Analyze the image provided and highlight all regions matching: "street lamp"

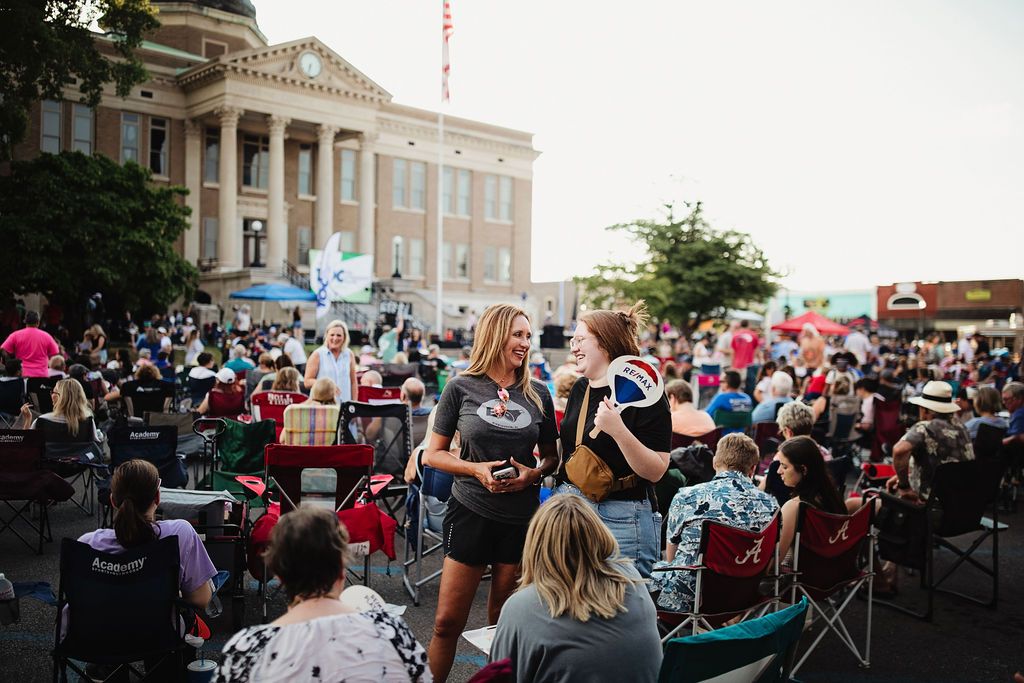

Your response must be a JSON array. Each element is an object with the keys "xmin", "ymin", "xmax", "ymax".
[{"xmin": 251, "ymin": 220, "xmax": 264, "ymax": 267}]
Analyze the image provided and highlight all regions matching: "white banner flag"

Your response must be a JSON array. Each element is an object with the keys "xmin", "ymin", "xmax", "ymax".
[{"xmin": 311, "ymin": 236, "xmax": 375, "ymax": 318}]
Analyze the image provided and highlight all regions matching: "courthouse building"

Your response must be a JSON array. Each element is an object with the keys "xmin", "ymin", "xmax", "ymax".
[{"xmin": 11, "ymin": 0, "xmax": 542, "ymax": 330}]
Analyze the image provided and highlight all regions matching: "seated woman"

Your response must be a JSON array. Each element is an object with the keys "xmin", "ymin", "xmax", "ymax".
[
  {"xmin": 774, "ymin": 436, "xmax": 847, "ymax": 564},
  {"xmin": 269, "ymin": 366, "xmax": 302, "ymax": 394},
  {"xmin": 490, "ymin": 494, "xmax": 662, "ymax": 683},
  {"xmin": 77, "ymin": 459, "xmax": 216, "ymax": 638},
  {"xmin": 280, "ymin": 378, "xmax": 340, "ymax": 445},
  {"xmin": 216, "ymin": 507, "xmax": 428, "ymax": 682},
  {"xmin": 196, "ymin": 368, "xmax": 244, "ymax": 417},
  {"xmin": 20, "ymin": 378, "xmax": 104, "ymax": 447},
  {"xmin": 964, "ymin": 386, "xmax": 1008, "ymax": 440}
]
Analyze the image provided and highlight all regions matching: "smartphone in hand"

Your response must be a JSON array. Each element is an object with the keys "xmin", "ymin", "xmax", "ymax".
[{"xmin": 491, "ymin": 462, "xmax": 518, "ymax": 480}]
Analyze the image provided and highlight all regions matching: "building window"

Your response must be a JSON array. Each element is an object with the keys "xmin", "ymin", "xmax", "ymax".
[
  {"xmin": 442, "ymin": 241, "xmax": 453, "ymax": 279},
  {"xmin": 242, "ymin": 135, "xmax": 269, "ymax": 189},
  {"xmin": 484, "ymin": 175, "xmax": 498, "ymax": 220},
  {"xmin": 340, "ymin": 149, "xmax": 356, "ymax": 201},
  {"xmin": 442, "ymin": 167, "xmax": 454, "ymax": 214},
  {"xmin": 339, "ymin": 231, "xmax": 356, "ymax": 253},
  {"xmin": 483, "ymin": 246, "xmax": 497, "ymax": 281},
  {"xmin": 499, "ymin": 176, "xmax": 513, "ymax": 221},
  {"xmin": 204, "ymin": 128, "xmax": 219, "ymax": 183},
  {"xmin": 202, "ymin": 217, "xmax": 218, "ymax": 260},
  {"xmin": 408, "ymin": 238, "xmax": 424, "ymax": 277},
  {"xmin": 298, "ymin": 144, "xmax": 313, "ymax": 196},
  {"xmin": 121, "ymin": 113, "xmax": 140, "ymax": 164},
  {"xmin": 457, "ymin": 169, "xmax": 471, "ymax": 216},
  {"xmin": 149, "ymin": 117, "xmax": 168, "ymax": 175},
  {"xmin": 886, "ymin": 293, "xmax": 925, "ymax": 311},
  {"xmin": 72, "ymin": 104, "xmax": 93, "ymax": 154},
  {"xmin": 391, "ymin": 236, "xmax": 404, "ymax": 276},
  {"xmin": 410, "ymin": 161, "xmax": 426, "ymax": 209},
  {"xmin": 392, "ymin": 158, "xmax": 407, "ymax": 207},
  {"xmin": 455, "ymin": 243, "xmax": 470, "ymax": 279},
  {"xmin": 41, "ymin": 100, "xmax": 62, "ymax": 154},
  {"xmin": 499, "ymin": 247, "xmax": 512, "ymax": 282},
  {"xmin": 297, "ymin": 226, "xmax": 312, "ymax": 266}
]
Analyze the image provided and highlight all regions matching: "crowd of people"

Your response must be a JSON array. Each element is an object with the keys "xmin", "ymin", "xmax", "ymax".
[{"xmin": 2, "ymin": 300, "xmax": 1023, "ymax": 682}]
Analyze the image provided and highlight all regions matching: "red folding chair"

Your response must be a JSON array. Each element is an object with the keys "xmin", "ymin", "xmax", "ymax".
[
  {"xmin": 789, "ymin": 503, "xmax": 874, "ymax": 673},
  {"xmin": 207, "ymin": 390, "xmax": 246, "ymax": 418},
  {"xmin": 251, "ymin": 391, "xmax": 307, "ymax": 441},
  {"xmin": 671, "ymin": 432, "xmax": 697, "ymax": 450},
  {"xmin": 357, "ymin": 385, "xmax": 402, "ymax": 404},
  {"xmin": 870, "ymin": 396, "xmax": 904, "ymax": 462},
  {"xmin": 655, "ymin": 512, "xmax": 781, "ymax": 641}
]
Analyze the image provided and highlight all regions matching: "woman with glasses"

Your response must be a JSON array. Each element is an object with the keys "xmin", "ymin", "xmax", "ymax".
[
  {"xmin": 557, "ymin": 301, "xmax": 671, "ymax": 578},
  {"xmin": 422, "ymin": 303, "xmax": 559, "ymax": 681}
]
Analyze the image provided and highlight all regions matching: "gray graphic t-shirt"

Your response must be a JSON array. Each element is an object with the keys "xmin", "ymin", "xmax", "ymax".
[{"xmin": 432, "ymin": 373, "xmax": 558, "ymax": 524}]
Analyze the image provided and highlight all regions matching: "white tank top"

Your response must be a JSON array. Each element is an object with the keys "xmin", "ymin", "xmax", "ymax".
[{"xmin": 315, "ymin": 346, "xmax": 352, "ymax": 403}]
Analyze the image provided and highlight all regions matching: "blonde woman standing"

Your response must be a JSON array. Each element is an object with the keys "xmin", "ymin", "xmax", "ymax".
[
  {"xmin": 304, "ymin": 319, "xmax": 357, "ymax": 402},
  {"xmin": 423, "ymin": 304, "xmax": 559, "ymax": 681},
  {"xmin": 490, "ymin": 495, "xmax": 662, "ymax": 683}
]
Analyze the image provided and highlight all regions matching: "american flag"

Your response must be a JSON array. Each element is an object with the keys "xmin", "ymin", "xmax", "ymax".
[{"xmin": 442, "ymin": 0, "xmax": 454, "ymax": 101}]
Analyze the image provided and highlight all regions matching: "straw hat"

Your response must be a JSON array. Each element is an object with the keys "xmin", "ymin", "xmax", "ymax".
[{"xmin": 908, "ymin": 381, "xmax": 959, "ymax": 413}]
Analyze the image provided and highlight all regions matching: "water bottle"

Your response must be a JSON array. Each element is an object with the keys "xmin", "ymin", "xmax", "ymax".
[{"xmin": 0, "ymin": 573, "xmax": 18, "ymax": 626}]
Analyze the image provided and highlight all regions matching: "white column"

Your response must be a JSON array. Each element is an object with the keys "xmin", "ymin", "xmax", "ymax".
[
  {"xmin": 215, "ymin": 106, "xmax": 243, "ymax": 269},
  {"xmin": 267, "ymin": 115, "xmax": 290, "ymax": 271},
  {"xmin": 183, "ymin": 119, "xmax": 202, "ymax": 265},
  {"xmin": 314, "ymin": 124, "xmax": 337, "ymax": 250},
  {"xmin": 358, "ymin": 131, "xmax": 377, "ymax": 257}
]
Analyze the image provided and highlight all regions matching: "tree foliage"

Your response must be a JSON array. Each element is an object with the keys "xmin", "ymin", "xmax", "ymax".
[
  {"xmin": 0, "ymin": 152, "xmax": 199, "ymax": 329},
  {"xmin": 575, "ymin": 201, "xmax": 780, "ymax": 334},
  {"xmin": 0, "ymin": 0, "xmax": 158, "ymax": 159}
]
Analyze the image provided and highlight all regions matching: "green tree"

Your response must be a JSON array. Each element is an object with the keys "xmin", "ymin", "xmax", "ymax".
[
  {"xmin": 576, "ymin": 201, "xmax": 780, "ymax": 335},
  {"xmin": 0, "ymin": 151, "xmax": 199, "ymax": 331},
  {"xmin": 0, "ymin": 0, "xmax": 158, "ymax": 159}
]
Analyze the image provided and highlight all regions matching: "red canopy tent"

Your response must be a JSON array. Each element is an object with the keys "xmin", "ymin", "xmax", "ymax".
[{"xmin": 771, "ymin": 311, "xmax": 850, "ymax": 337}]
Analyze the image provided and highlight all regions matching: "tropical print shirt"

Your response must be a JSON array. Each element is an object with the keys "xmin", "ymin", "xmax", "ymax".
[
  {"xmin": 900, "ymin": 417, "xmax": 974, "ymax": 499},
  {"xmin": 653, "ymin": 470, "xmax": 778, "ymax": 612}
]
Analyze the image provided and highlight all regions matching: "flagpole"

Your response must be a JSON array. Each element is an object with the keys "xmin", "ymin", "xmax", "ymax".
[{"xmin": 435, "ymin": 109, "xmax": 444, "ymax": 337}]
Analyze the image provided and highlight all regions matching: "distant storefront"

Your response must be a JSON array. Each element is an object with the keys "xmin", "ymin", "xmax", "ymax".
[{"xmin": 769, "ymin": 290, "xmax": 875, "ymax": 326}]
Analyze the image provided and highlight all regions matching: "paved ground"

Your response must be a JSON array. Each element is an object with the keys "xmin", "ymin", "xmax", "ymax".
[{"xmin": 2, "ymin": 473, "xmax": 1022, "ymax": 682}]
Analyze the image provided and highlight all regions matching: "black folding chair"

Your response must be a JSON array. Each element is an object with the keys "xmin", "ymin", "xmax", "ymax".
[
  {"xmin": 0, "ymin": 429, "xmax": 73, "ymax": 553},
  {"xmin": 874, "ymin": 458, "xmax": 1009, "ymax": 621},
  {"xmin": 121, "ymin": 380, "xmax": 176, "ymax": 418},
  {"xmin": 185, "ymin": 376, "xmax": 216, "ymax": 409},
  {"xmin": 37, "ymin": 417, "xmax": 103, "ymax": 517},
  {"xmin": 825, "ymin": 455, "xmax": 854, "ymax": 499},
  {"xmin": 339, "ymin": 401, "xmax": 412, "ymax": 521},
  {"xmin": 26, "ymin": 376, "xmax": 60, "ymax": 414},
  {"xmin": 102, "ymin": 424, "xmax": 185, "ymax": 526},
  {"xmin": 0, "ymin": 378, "xmax": 25, "ymax": 427},
  {"xmin": 53, "ymin": 536, "xmax": 190, "ymax": 681}
]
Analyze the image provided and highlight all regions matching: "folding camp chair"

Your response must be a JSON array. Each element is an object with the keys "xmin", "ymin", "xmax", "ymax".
[
  {"xmin": 201, "ymin": 417, "xmax": 275, "ymax": 496},
  {"xmin": 0, "ymin": 378, "xmax": 25, "ymax": 427},
  {"xmin": 0, "ymin": 429, "xmax": 73, "ymax": 553},
  {"xmin": 824, "ymin": 455, "xmax": 854, "ymax": 499},
  {"xmin": 191, "ymin": 417, "xmax": 227, "ymax": 490},
  {"xmin": 26, "ymin": 376, "xmax": 59, "ymax": 414},
  {"xmin": 379, "ymin": 363, "xmax": 418, "ymax": 387},
  {"xmin": 655, "ymin": 513, "xmax": 781, "ymax": 641},
  {"xmin": 102, "ymin": 424, "xmax": 186, "ymax": 526},
  {"xmin": 752, "ymin": 421, "xmax": 780, "ymax": 459},
  {"xmin": 37, "ymin": 417, "xmax": 103, "ymax": 517},
  {"xmin": 206, "ymin": 390, "xmax": 245, "ymax": 418},
  {"xmin": 974, "ymin": 423, "xmax": 1015, "ymax": 512},
  {"xmin": 357, "ymin": 385, "xmax": 402, "ymax": 404},
  {"xmin": 659, "ymin": 597, "xmax": 809, "ymax": 683},
  {"xmin": 874, "ymin": 458, "xmax": 1008, "ymax": 621},
  {"xmin": 828, "ymin": 412, "xmax": 858, "ymax": 459},
  {"xmin": 53, "ymin": 536, "xmax": 190, "ymax": 682},
  {"xmin": 185, "ymin": 376, "xmax": 216, "ymax": 409},
  {"xmin": 671, "ymin": 432, "xmax": 697, "ymax": 450},
  {"xmin": 869, "ymin": 395, "xmax": 904, "ymax": 462},
  {"xmin": 340, "ymin": 400, "xmax": 413, "ymax": 519},
  {"xmin": 403, "ymin": 451, "xmax": 454, "ymax": 605},
  {"xmin": 251, "ymin": 390, "xmax": 307, "ymax": 441},
  {"xmin": 789, "ymin": 503, "xmax": 874, "ymax": 673},
  {"xmin": 714, "ymin": 409, "xmax": 752, "ymax": 433},
  {"xmin": 121, "ymin": 380, "xmax": 175, "ymax": 418}
]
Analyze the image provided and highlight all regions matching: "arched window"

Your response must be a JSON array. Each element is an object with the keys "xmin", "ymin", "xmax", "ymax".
[{"xmin": 886, "ymin": 293, "xmax": 925, "ymax": 311}]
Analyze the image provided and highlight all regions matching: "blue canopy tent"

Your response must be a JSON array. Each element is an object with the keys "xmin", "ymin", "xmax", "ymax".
[{"xmin": 229, "ymin": 283, "xmax": 315, "ymax": 325}]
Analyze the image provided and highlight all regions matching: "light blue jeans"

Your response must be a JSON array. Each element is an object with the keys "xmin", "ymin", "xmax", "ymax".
[{"xmin": 555, "ymin": 483, "xmax": 661, "ymax": 578}]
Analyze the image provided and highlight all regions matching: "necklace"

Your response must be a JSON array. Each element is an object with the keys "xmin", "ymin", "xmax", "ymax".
[{"xmin": 489, "ymin": 373, "xmax": 514, "ymax": 418}]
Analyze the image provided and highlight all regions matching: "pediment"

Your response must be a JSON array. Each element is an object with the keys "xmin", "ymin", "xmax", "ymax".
[{"xmin": 186, "ymin": 37, "xmax": 392, "ymax": 103}]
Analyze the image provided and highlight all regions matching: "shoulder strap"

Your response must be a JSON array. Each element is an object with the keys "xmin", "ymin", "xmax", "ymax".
[{"xmin": 575, "ymin": 384, "xmax": 590, "ymax": 448}]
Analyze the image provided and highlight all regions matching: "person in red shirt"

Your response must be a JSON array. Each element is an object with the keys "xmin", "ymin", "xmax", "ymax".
[
  {"xmin": 730, "ymin": 320, "xmax": 760, "ymax": 371},
  {"xmin": 1, "ymin": 311, "xmax": 59, "ymax": 378}
]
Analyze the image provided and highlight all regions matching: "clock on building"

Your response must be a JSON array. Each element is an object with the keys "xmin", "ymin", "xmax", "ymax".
[{"xmin": 299, "ymin": 51, "xmax": 322, "ymax": 78}]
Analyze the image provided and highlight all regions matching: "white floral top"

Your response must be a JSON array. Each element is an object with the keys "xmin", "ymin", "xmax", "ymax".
[{"xmin": 215, "ymin": 610, "xmax": 431, "ymax": 682}]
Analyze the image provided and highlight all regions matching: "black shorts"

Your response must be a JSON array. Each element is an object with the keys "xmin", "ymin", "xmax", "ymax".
[{"xmin": 442, "ymin": 496, "xmax": 528, "ymax": 566}]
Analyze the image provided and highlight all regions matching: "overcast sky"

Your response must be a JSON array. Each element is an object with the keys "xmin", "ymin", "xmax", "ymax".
[{"xmin": 255, "ymin": 0, "xmax": 1024, "ymax": 291}]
